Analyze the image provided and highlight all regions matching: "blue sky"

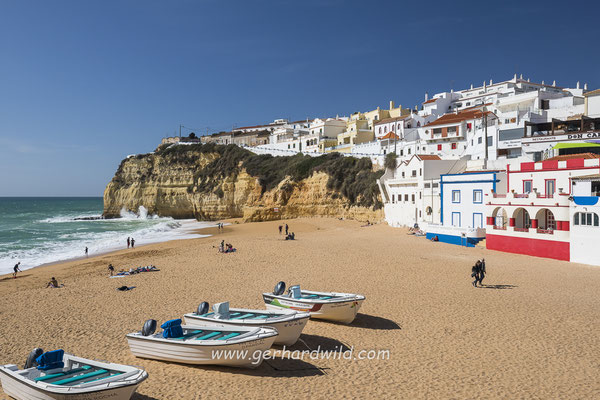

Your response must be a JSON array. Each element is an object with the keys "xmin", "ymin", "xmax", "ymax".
[{"xmin": 1, "ymin": 0, "xmax": 599, "ymax": 196}]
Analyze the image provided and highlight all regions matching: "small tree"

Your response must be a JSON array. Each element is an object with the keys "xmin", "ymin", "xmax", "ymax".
[
  {"xmin": 188, "ymin": 132, "xmax": 197, "ymax": 139},
  {"xmin": 384, "ymin": 153, "xmax": 398, "ymax": 170}
]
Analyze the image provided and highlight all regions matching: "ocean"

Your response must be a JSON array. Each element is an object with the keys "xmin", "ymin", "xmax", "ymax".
[{"xmin": 0, "ymin": 197, "xmax": 213, "ymax": 275}]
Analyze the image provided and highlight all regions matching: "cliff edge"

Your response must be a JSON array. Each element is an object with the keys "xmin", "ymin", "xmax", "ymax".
[{"xmin": 103, "ymin": 143, "xmax": 384, "ymax": 222}]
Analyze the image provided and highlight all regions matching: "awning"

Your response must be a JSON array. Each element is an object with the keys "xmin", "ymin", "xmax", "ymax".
[{"xmin": 552, "ymin": 142, "xmax": 600, "ymax": 149}]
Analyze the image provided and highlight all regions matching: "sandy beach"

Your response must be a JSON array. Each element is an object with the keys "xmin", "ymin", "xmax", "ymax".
[{"xmin": 0, "ymin": 217, "xmax": 598, "ymax": 399}]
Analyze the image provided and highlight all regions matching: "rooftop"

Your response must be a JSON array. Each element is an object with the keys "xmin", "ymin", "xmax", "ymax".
[
  {"xmin": 424, "ymin": 109, "xmax": 494, "ymax": 127},
  {"xmin": 374, "ymin": 115, "xmax": 411, "ymax": 126},
  {"xmin": 538, "ymin": 153, "xmax": 600, "ymax": 162}
]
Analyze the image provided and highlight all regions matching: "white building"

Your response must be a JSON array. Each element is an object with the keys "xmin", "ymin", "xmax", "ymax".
[{"xmin": 378, "ymin": 155, "xmax": 467, "ymax": 228}]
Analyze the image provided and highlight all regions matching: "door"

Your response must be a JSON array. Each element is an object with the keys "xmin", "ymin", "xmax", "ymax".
[
  {"xmin": 473, "ymin": 213, "xmax": 484, "ymax": 229},
  {"xmin": 452, "ymin": 212, "xmax": 461, "ymax": 227}
]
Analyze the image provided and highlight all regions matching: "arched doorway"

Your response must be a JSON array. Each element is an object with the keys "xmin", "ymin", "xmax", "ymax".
[
  {"xmin": 492, "ymin": 207, "xmax": 507, "ymax": 229},
  {"xmin": 535, "ymin": 208, "xmax": 555, "ymax": 233},
  {"xmin": 513, "ymin": 208, "xmax": 531, "ymax": 231}
]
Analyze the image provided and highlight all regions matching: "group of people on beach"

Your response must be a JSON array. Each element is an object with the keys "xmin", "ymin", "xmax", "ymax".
[
  {"xmin": 216, "ymin": 223, "xmax": 224, "ymax": 231},
  {"xmin": 218, "ymin": 240, "xmax": 236, "ymax": 253},
  {"xmin": 471, "ymin": 259, "xmax": 487, "ymax": 287},
  {"xmin": 278, "ymin": 223, "xmax": 296, "ymax": 240},
  {"xmin": 126, "ymin": 237, "xmax": 136, "ymax": 249},
  {"xmin": 108, "ymin": 263, "xmax": 158, "ymax": 276}
]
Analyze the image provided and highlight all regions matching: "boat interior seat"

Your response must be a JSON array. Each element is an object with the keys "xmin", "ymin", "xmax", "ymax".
[
  {"xmin": 230, "ymin": 313, "xmax": 254, "ymax": 320},
  {"xmin": 52, "ymin": 369, "xmax": 109, "ymax": 385},
  {"xmin": 36, "ymin": 350, "xmax": 65, "ymax": 371},
  {"xmin": 35, "ymin": 365, "xmax": 92, "ymax": 382},
  {"xmin": 289, "ymin": 285, "xmax": 302, "ymax": 299},
  {"xmin": 195, "ymin": 331, "xmax": 223, "ymax": 340},
  {"xmin": 213, "ymin": 302, "xmax": 230, "ymax": 320},
  {"xmin": 218, "ymin": 332, "xmax": 241, "ymax": 340},
  {"xmin": 161, "ymin": 319, "xmax": 183, "ymax": 339}
]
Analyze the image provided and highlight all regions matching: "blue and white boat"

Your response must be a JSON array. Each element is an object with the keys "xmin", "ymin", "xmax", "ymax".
[
  {"xmin": 183, "ymin": 302, "xmax": 310, "ymax": 346},
  {"xmin": 0, "ymin": 349, "xmax": 147, "ymax": 400},
  {"xmin": 126, "ymin": 318, "xmax": 278, "ymax": 368}
]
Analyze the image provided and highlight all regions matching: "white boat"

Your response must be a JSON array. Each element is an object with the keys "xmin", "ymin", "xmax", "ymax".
[
  {"xmin": 262, "ymin": 282, "xmax": 365, "ymax": 324},
  {"xmin": 126, "ymin": 318, "xmax": 278, "ymax": 368},
  {"xmin": 0, "ymin": 349, "xmax": 147, "ymax": 400},
  {"xmin": 183, "ymin": 301, "xmax": 310, "ymax": 346}
]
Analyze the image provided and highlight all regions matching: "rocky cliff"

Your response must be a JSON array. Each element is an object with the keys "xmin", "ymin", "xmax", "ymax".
[{"xmin": 103, "ymin": 143, "xmax": 384, "ymax": 222}]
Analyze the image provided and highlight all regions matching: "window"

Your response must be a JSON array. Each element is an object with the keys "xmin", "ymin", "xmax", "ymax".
[
  {"xmin": 419, "ymin": 168, "xmax": 422, "ymax": 176},
  {"xmin": 451, "ymin": 143, "xmax": 457, "ymax": 150},
  {"xmin": 473, "ymin": 190, "xmax": 483, "ymax": 203},
  {"xmin": 411, "ymin": 194, "xmax": 415, "ymax": 203},
  {"xmin": 523, "ymin": 180, "xmax": 533, "ymax": 193},
  {"xmin": 408, "ymin": 148, "xmax": 411, "ymax": 154},
  {"xmin": 437, "ymin": 144, "xmax": 442, "ymax": 151},
  {"xmin": 452, "ymin": 190, "xmax": 461, "ymax": 203},
  {"xmin": 412, "ymin": 170, "xmax": 417, "ymax": 177},
  {"xmin": 545, "ymin": 179, "xmax": 555, "ymax": 196},
  {"xmin": 478, "ymin": 137, "xmax": 482, "ymax": 144},
  {"xmin": 404, "ymin": 194, "xmax": 408, "ymax": 201},
  {"xmin": 447, "ymin": 126, "xmax": 457, "ymax": 134},
  {"xmin": 391, "ymin": 194, "xmax": 395, "ymax": 203},
  {"xmin": 466, "ymin": 102, "xmax": 471, "ymax": 106},
  {"xmin": 473, "ymin": 213, "xmax": 484, "ymax": 229},
  {"xmin": 452, "ymin": 212, "xmax": 461, "ymax": 227},
  {"xmin": 400, "ymin": 150, "xmax": 403, "ymax": 156},
  {"xmin": 402, "ymin": 172, "xmax": 405, "ymax": 178},
  {"xmin": 426, "ymin": 206, "xmax": 432, "ymax": 215},
  {"xmin": 433, "ymin": 128, "xmax": 442, "ymax": 135},
  {"xmin": 432, "ymin": 183, "xmax": 439, "ymax": 188},
  {"xmin": 424, "ymin": 183, "xmax": 431, "ymax": 188},
  {"xmin": 419, "ymin": 192, "xmax": 422, "ymax": 199},
  {"xmin": 467, "ymin": 123, "xmax": 472, "ymax": 131},
  {"xmin": 574, "ymin": 212, "xmax": 599, "ymax": 226}
]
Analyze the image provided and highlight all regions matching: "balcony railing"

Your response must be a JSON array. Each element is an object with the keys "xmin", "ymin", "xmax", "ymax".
[
  {"xmin": 514, "ymin": 194, "xmax": 529, "ymax": 198},
  {"xmin": 493, "ymin": 226, "xmax": 507, "ymax": 230},
  {"xmin": 513, "ymin": 227, "xmax": 529, "ymax": 232}
]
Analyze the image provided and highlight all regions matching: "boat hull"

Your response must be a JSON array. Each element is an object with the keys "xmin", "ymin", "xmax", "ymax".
[
  {"xmin": 0, "ymin": 369, "xmax": 142, "ymax": 400},
  {"xmin": 263, "ymin": 294, "xmax": 364, "ymax": 324},
  {"xmin": 183, "ymin": 312, "xmax": 309, "ymax": 346},
  {"xmin": 127, "ymin": 334, "xmax": 276, "ymax": 368}
]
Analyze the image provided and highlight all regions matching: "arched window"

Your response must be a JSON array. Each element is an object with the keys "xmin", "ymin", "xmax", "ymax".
[
  {"xmin": 574, "ymin": 212, "xmax": 600, "ymax": 226},
  {"xmin": 426, "ymin": 206, "xmax": 433, "ymax": 215},
  {"xmin": 417, "ymin": 122, "xmax": 421, "ymax": 127},
  {"xmin": 492, "ymin": 207, "xmax": 507, "ymax": 229}
]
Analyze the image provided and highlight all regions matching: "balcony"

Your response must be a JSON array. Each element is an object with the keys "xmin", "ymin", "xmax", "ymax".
[
  {"xmin": 536, "ymin": 228, "xmax": 554, "ymax": 235},
  {"xmin": 513, "ymin": 227, "xmax": 529, "ymax": 232}
]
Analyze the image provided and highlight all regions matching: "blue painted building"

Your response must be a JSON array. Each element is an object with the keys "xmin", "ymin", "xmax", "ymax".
[{"xmin": 426, "ymin": 171, "xmax": 507, "ymax": 246}]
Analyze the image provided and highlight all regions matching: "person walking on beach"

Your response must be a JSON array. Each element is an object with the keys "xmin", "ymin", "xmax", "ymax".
[
  {"xmin": 85, "ymin": 247, "xmax": 88, "ymax": 257},
  {"xmin": 131, "ymin": 238, "xmax": 135, "ymax": 248},
  {"xmin": 471, "ymin": 260, "xmax": 481, "ymax": 287},
  {"xmin": 278, "ymin": 225, "xmax": 282, "ymax": 235},
  {"xmin": 285, "ymin": 224, "xmax": 289, "ymax": 235},
  {"xmin": 127, "ymin": 237, "xmax": 130, "ymax": 249},
  {"xmin": 477, "ymin": 259, "xmax": 486, "ymax": 286},
  {"xmin": 13, "ymin": 262, "xmax": 21, "ymax": 279},
  {"xmin": 108, "ymin": 264, "xmax": 115, "ymax": 276}
]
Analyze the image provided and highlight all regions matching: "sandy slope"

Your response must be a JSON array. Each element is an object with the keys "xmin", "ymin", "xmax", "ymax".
[{"xmin": 0, "ymin": 218, "xmax": 598, "ymax": 399}]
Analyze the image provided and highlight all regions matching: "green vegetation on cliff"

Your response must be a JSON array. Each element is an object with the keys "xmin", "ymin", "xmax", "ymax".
[{"xmin": 123, "ymin": 143, "xmax": 383, "ymax": 208}]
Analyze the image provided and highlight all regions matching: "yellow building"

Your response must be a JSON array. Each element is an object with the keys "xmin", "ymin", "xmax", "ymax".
[{"xmin": 337, "ymin": 101, "xmax": 410, "ymax": 148}]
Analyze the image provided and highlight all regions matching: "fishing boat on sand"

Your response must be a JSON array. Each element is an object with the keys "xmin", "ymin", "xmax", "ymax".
[
  {"xmin": 0, "ymin": 349, "xmax": 147, "ymax": 400},
  {"xmin": 126, "ymin": 318, "xmax": 277, "ymax": 368},
  {"xmin": 262, "ymin": 281, "xmax": 365, "ymax": 324},
  {"xmin": 183, "ymin": 301, "xmax": 310, "ymax": 346}
]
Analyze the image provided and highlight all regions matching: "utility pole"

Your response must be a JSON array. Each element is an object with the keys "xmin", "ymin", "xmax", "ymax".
[
  {"xmin": 483, "ymin": 106, "xmax": 488, "ymax": 169},
  {"xmin": 179, "ymin": 124, "xmax": 183, "ymax": 137}
]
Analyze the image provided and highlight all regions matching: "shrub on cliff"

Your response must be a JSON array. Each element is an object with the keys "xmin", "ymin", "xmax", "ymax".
[{"xmin": 117, "ymin": 143, "xmax": 383, "ymax": 208}]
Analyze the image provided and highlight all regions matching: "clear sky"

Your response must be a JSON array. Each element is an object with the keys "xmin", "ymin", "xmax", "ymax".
[{"xmin": 1, "ymin": 0, "xmax": 599, "ymax": 196}]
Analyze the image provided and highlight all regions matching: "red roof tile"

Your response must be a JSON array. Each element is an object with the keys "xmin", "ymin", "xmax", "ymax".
[
  {"xmin": 379, "ymin": 132, "xmax": 400, "ymax": 140},
  {"xmin": 424, "ymin": 109, "xmax": 494, "ymax": 127},
  {"xmin": 415, "ymin": 154, "xmax": 441, "ymax": 160}
]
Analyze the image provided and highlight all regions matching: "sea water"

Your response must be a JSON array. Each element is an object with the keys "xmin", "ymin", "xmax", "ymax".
[{"xmin": 0, "ymin": 197, "xmax": 213, "ymax": 275}]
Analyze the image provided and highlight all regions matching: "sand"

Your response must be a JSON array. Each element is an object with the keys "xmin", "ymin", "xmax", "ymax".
[{"xmin": 0, "ymin": 218, "xmax": 599, "ymax": 399}]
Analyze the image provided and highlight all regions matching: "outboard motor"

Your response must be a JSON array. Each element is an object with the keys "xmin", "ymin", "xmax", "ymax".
[
  {"xmin": 24, "ymin": 348, "xmax": 44, "ymax": 369},
  {"xmin": 273, "ymin": 281, "xmax": 286, "ymax": 296},
  {"xmin": 141, "ymin": 319, "xmax": 157, "ymax": 336},
  {"xmin": 197, "ymin": 302, "xmax": 210, "ymax": 315},
  {"xmin": 213, "ymin": 302, "xmax": 230, "ymax": 319}
]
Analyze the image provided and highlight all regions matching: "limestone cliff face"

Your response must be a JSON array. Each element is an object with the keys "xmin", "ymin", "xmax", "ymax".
[{"xmin": 103, "ymin": 146, "xmax": 383, "ymax": 222}]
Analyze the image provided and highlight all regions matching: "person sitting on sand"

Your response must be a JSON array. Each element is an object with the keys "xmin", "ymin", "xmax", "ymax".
[
  {"xmin": 46, "ymin": 277, "xmax": 63, "ymax": 288},
  {"xmin": 108, "ymin": 264, "xmax": 115, "ymax": 276}
]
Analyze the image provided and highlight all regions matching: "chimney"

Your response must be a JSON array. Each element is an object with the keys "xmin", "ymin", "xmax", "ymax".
[
  {"xmin": 542, "ymin": 80, "xmax": 545, "ymax": 85},
  {"xmin": 585, "ymin": 83, "xmax": 588, "ymax": 90},
  {"xmin": 489, "ymin": 79, "xmax": 493, "ymax": 85},
  {"xmin": 527, "ymin": 78, "xmax": 530, "ymax": 82},
  {"xmin": 552, "ymin": 80, "xmax": 556, "ymax": 87},
  {"xmin": 513, "ymin": 73, "xmax": 517, "ymax": 80},
  {"xmin": 425, "ymin": 92, "xmax": 429, "ymax": 102},
  {"xmin": 455, "ymin": 108, "xmax": 459, "ymax": 115},
  {"xmin": 470, "ymin": 83, "xmax": 473, "ymax": 89},
  {"xmin": 576, "ymin": 81, "xmax": 580, "ymax": 89},
  {"xmin": 483, "ymin": 81, "xmax": 487, "ymax": 89},
  {"xmin": 390, "ymin": 100, "xmax": 395, "ymax": 110}
]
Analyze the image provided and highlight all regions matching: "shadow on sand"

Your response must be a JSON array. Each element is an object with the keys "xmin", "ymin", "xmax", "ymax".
[
  {"xmin": 348, "ymin": 313, "xmax": 401, "ymax": 330},
  {"xmin": 132, "ymin": 394, "xmax": 161, "ymax": 400},
  {"xmin": 0, "ymin": 274, "xmax": 31, "ymax": 282},
  {"xmin": 283, "ymin": 333, "xmax": 351, "ymax": 353},
  {"xmin": 198, "ymin": 357, "xmax": 326, "ymax": 378},
  {"xmin": 479, "ymin": 284, "xmax": 517, "ymax": 290}
]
